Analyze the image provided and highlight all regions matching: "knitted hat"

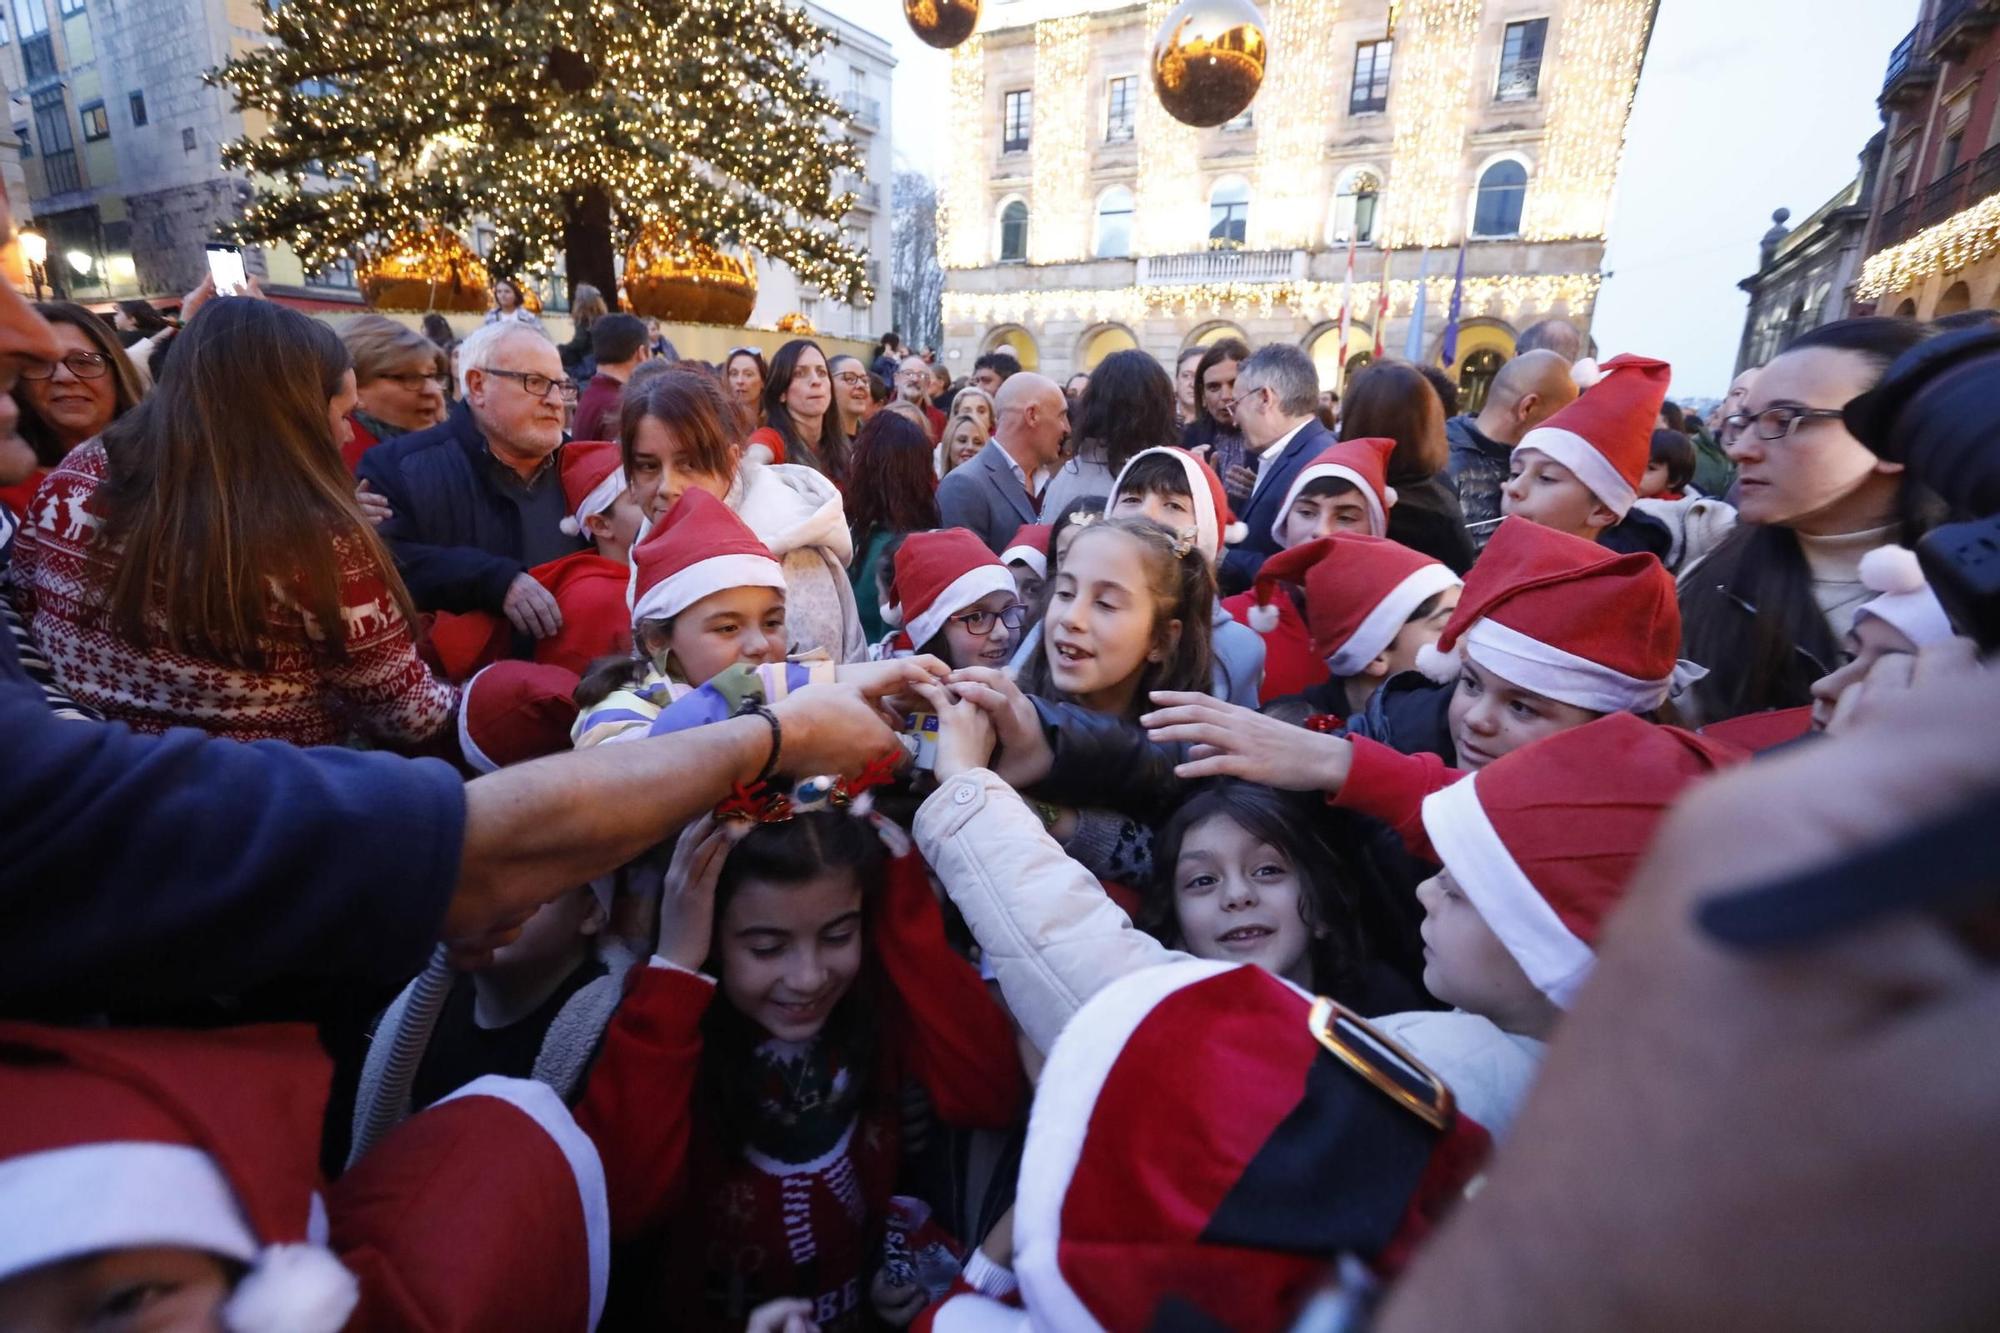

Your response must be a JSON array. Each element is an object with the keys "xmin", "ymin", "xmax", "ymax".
[
  {"xmin": 1247, "ymin": 535, "xmax": 1462, "ymax": 676},
  {"xmin": 1111, "ymin": 446, "xmax": 1248, "ymax": 560},
  {"xmin": 555, "ymin": 440, "xmax": 627, "ymax": 536},
  {"xmin": 882, "ymin": 527, "xmax": 1018, "ymax": 651},
  {"xmin": 1269, "ymin": 437, "xmax": 1398, "ymax": 542},
  {"xmin": 1854, "ymin": 545, "xmax": 1956, "ymax": 647},
  {"xmin": 1419, "ymin": 713, "xmax": 1741, "ymax": 1008},
  {"xmin": 1512, "ymin": 353, "xmax": 1671, "ymax": 517},
  {"xmin": 1001, "ymin": 523, "xmax": 1053, "ymax": 579},
  {"xmin": 458, "ymin": 661, "xmax": 583, "ymax": 774},
  {"xmin": 0, "ymin": 1023, "xmax": 360, "ymax": 1333},
  {"xmin": 627, "ymin": 487, "xmax": 785, "ymax": 625},
  {"xmin": 1014, "ymin": 961, "xmax": 1491, "ymax": 1331},
  {"xmin": 1415, "ymin": 517, "xmax": 1688, "ymax": 714}
]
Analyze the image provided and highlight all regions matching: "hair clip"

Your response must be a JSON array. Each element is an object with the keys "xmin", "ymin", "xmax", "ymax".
[
  {"xmin": 715, "ymin": 750, "xmax": 903, "ymax": 825},
  {"xmin": 1168, "ymin": 531, "xmax": 1197, "ymax": 560},
  {"xmin": 1068, "ymin": 511, "xmax": 1098, "ymax": 530}
]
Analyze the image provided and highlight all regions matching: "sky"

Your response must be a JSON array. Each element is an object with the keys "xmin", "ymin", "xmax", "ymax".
[{"xmin": 820, "ymin": 0, "xmax": 1918, "ymax": 397}]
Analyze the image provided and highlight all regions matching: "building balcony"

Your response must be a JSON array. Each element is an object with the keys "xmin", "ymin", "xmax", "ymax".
[
  {"xmin": 1921, "ymin": 144, "xmax": 2000, "ymax": 227},
  {"xmin": 1880, "ymin": 25, "xmax": 1939, "ymax": 110},
  {"xmin": 1926, "ymin": 0, "xmax": 1998, "ymax": 61},
  {"xmin": 838, "ymin": 91, "xmax": 881, "ymax": 130},
  {"xmin": 1137, "ymin": 249, "xmax": 1306, "ymax": 286},
  {"xmin": 840, "ymin": 178, "xmax": 882, "ymax": 212}
]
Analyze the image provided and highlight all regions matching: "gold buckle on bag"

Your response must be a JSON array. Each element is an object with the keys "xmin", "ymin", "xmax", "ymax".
[{"xmin": 1307, "ymin": 996, "xmax": 1456, "ymax": 1132}]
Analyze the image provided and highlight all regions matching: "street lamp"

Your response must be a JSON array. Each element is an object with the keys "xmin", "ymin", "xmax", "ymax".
[{"xmin": 18, "ymin": 228, "xmax": 46, "ymax": 301}]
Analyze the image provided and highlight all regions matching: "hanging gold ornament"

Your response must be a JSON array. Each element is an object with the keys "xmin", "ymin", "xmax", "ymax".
[
  {"xmin": 360, "ymin": 226, "xmax": 491, "ymax": 313},
  {"xmin": 1150, "ymin": 0, "xmax": 1268, "ymax": 129},
  {"xmin": 622, "ymin": 223, "xmax": 759, "ymax": 327},
  {"xmin": 904, "ymin": 0, "xmax": 981, "ymax": 50}
]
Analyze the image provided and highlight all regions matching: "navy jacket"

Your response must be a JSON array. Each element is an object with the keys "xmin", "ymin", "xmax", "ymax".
[
  {"xmin": 357, "ymin": 403, "xmax": 587, "ymax": 614},
  {"xmin": 1220, "ymin": 418, "xmax": 1334, "ymax": 595},
  {"xmin": 937, "ymin": 439, "xmax": 1041, "ymax": 554},
  {"xmin": 0, "ymin": 620, "xmax": 465, "ymax": 1014}
]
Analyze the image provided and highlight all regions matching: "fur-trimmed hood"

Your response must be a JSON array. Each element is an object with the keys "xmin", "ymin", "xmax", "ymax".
[{"xmin": 728, "ymin": 460, "xmax": 853, "ymax": 564}]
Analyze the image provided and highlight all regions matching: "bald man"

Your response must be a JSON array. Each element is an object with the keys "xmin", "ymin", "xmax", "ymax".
[
  {"xmin": 937, "ymin": 371, "xmax": 1070, "ymax": 553},
  {"xmin": 1516, "ymin": 317, "xmax": 1586, "ymax": 363},
  {"xmin": 1446, "ymin": 348, "xmax": 1580, "ymax": 549}
]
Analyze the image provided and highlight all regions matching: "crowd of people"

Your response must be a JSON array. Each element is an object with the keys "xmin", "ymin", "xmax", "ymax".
[{"xmin": 2, "ymin": 193, "xmax": 1995, "ymax": 1333}]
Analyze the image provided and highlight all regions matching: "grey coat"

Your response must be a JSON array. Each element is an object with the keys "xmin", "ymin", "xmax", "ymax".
[{"xmin": 937, "ymin": 439, "xmax": 1042, "ymax": 553}]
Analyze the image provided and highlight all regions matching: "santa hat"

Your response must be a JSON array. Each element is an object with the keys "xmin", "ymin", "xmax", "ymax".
[
  {"xmin": 1247, "ymin": 535, "xmax": 1462, "ymax": 676},
  {"xmin": 1270, "ymin": 437, "xmax": 1398, "ymax": 543},
  {"xmin": 1512, "ymin": 353, "xmax": 1671, "ymax": 517},
  {"xmin": 1415, "ymin": 517, "xmax": 1690, "ymax": 714},
  {"xmin": 0, "ymin": 1023, "xmax": 359, "ymax": 1333},
  {"xmin": 882, "ymin": 528, "xmax": 1018, "ymax": 651},
  {"xmin": 1013, "ymin": 961, "xmax": 1490, "ymax": 1331},
  {"xmin": 1419, "ymin": 713, "xmax": 1741, "ymax": 1008},
  {"xmin": 458, "ymin": 661, "xmax": 582, "ymax": 774},
  {"xmin": 1855, "ymin": 545, "xmax": 1956, "ymax": 648},
  {"xmin": 555, "ymin": 440, "xmax": 627, "ymax": 536},
  {"xmin": 1000, "ymin": 523, "xmax": 1052, "ymax": 579},
  {"xmin": 1111, "ymin": 446, "xmax": 1248, "ymax": 561},
  {"xmin": 627, "ymin": 487, "xmax": 785, "ymax": 625}
]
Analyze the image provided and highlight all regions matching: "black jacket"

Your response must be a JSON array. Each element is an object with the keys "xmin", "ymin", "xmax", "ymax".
[
  {"xmin": 1678, "ymin": 532, "xmax": 1842, "ymax": 723},
  {"xmin": 1599, "ymin": 508, "xmax": 1674, "ymax": 561},
  {"xmin": 1386, "ymin": 473, "xmax": 1476, "ymax": 574},
  {"xmin": 1019, "ymin": 697, "xmax": 1187, "ymax": 825}
]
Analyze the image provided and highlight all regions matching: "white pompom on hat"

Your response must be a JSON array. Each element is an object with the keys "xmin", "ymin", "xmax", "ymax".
[{"xmin": 1855, "ymin": 544, "xmax": 1956, "ymax": 648}]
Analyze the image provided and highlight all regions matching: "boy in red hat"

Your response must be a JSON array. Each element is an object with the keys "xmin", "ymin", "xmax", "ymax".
[
  {"xmin": 1501, "ymin": 353, "xmax": 1675, "ymax": 558},
  {"xmin": 999, "ymin": 522, "xmax": 1050, "ymax": 606}
]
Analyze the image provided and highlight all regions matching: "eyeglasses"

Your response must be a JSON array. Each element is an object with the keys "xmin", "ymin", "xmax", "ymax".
[
  {"xmin": 480, "ymin": 367, "xmax": 579, "ymax": 402},
  {"xmin": 380, "ymin": 371, "xmax": 450, "ymax": 391},
  {"xmin": 1722, "ymin": 406, "xmax": 1847, "ymax": 441},
  {"xmin": 948, "ymin": 603, "xmax": 1027, "ymax": 637},
  {"xmin": 20, "ymin": 350, "xmax": 109, "ymax": 381},
  {"xmin": 833, "ymin": 371, "xmax": 869, "ymax": 387}
]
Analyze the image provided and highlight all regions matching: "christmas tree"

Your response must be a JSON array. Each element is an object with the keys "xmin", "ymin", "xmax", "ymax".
[{"xmin": 210, "ymin": 0, "xmax": 870, "ymax": 305}]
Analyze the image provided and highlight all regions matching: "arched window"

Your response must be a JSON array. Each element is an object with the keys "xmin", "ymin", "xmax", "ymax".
[
  {"xmin": 1472, "ymin": 160, "xmax": 1527, "ymax": 238},
  {"xmin": 998, "ymin": 199, "xmax": 1029, "ymax": 263},
  {"xmin": 1094, "ymin": 187, "xmax": 1135, "ymax": 259},
  {"xmin": 1330, "ymin": 167, "xmax": 1382, "ymax": 245},
  {"xmin": 1208, "ymin": 177, "xmax": 1250, "ymax": 251}
]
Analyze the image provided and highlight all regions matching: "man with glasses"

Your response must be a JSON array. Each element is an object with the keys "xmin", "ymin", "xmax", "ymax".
[
  {"xmin": 358, "ymin": 321, "xmax": 588, "ymax": 640},
  {"xmin": 1218, "ymin": 344, "xmax": 1334, "ymax": 595},
  {"xmin": 896, "ymin": 354, "xmax": 946, "ymax": 441}
]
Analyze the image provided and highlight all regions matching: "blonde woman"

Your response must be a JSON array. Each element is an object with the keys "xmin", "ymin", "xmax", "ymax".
[
  {"xmin": 950, "ymin": 384, "xmax": 996, "ymax": 438},
  {"xmin": 936, "ymin": 411, "xmax": 989, "ymax": 478}
]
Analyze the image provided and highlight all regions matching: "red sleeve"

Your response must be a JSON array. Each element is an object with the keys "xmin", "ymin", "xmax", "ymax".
[
  {"xmin": 875, "ymin": 851, "xmax": 1027, "ymax": 1130},
  {"xmin": 573, "ymin": 962, "xmax": 716, "ymax": 1238},
  {"xmin": 1330, "ymin": 736, "xmax": 1464, "ymax": 863}
]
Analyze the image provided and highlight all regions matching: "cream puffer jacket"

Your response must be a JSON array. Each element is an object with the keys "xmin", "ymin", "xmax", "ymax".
[{"xmin": 913, "ymin": 768, "xmax": 1545, "ymax": 1137}]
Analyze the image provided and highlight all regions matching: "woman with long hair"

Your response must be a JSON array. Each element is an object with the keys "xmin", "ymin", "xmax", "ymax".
[
  {"xmin": 484, "ymin": 277, "xmax": 542, "ymax": 327},
  {"xmin": 844, "ymin": 410, "xmax": 941, "ymax": 643},
  {"xmin": 827, "ymin": 353, "xmax": 871, "ymax": 449},
  {"xmin": 338, "ymin": 314, "xmax": 449, "ymax": 470},
  {"xmin": 619, "ymin": 366, "xmax": 866, "ymax": 661},
  {"xmin": 1340, "ymin": 359, "xmax": 1475, "ymax": 573},
  {"xmin": 723, "ymin": 346, "xmax": 768, "ymax": 430},
  {"xmin": 15, "ymin": 302, "xmax": 146, "ymax": 468},
  {"xmin": 8, "ymin": 298, "xmax": 456, "ymax": 747},
  {"xmin": 948, "ymin": 383, "xmax": 996, "ymax": 437},
  {"xmin": 937, "ymin": 411, "xmax": 988, "ymax": 478},
  {"xmin": 559, "ymin": 282, "xmax": 608, "ymax": 371},
  {"xmin": 1680, "ymin": 317, "xmax": 1936, "ymax": 723},
  {"xmin": 1182, "ymin": 337, "xmax": 1251, "ymax": 489},
  {"xmin": 1041, "ymin": 348, "xmax": 1176, "ymax": 518},
  {"xmin": 747, "ymin": 338, "xmax": 845, "ymax": 481}
]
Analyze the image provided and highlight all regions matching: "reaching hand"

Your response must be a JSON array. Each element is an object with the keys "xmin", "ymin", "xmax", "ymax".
[
  {"xmin": 766, "ymin": 682, "xmax": 904, "ymax": 779},
  {"xmin": 745, "ymin": 1298, "xmax": 819, "ymax": 1333},
  {"xmin": 869, "ymin": 1269, "xmax": 929, "ymax": 1328},
  {"xmin": 655, "ymin": 815, "xmax": 745, "ymax": 972},
  {"xmin": 836, "ymin": 654, "xmax": 951, "ymax": 723},
  {"xmin": 948, "ymin": 667, "xmax": 1051, "ymax": 787},
  {"xmin": 179, "ymin": 272, "xmax": 219, "ymax": 324},
  {"xmin": 912, "ymin": 680, "xmax": 998, "ymax": 783},
  {"xmin": 1141, "ymin": 690, "xmax": 1353, "ymax": 790},
  {"xmin": 355, "ymin": 479, "xmax": 393, "ymax": 528},
  {"xmin": 502, "ymin": 572, "xmax": 564, "ymax": 639}
]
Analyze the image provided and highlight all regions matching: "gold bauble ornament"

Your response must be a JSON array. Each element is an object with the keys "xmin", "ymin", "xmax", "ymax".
[
  {"xmin": 622, "ymin": 223, "xmax": 758, "ymax": 327},
  {"xmin": 904, "ymin": 0, "xmax": 981, "ymax": 50},
  {"xmin": 360, "ymin": 226, "xmax": 492, "ymax": 313},
  {"xmin": 1151, "ymin": 0, "xmax": 1268, "ymax": 129}
]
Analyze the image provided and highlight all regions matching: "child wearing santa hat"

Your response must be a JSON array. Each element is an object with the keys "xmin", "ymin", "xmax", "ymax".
[
  {"xmin": 872, "ymin": 528, "xmax": 1025, "ymax": 670},
  {"xmin": 1000, "ymin": 522, "xmax": 1051, "ymax": 607},
  {"xmin": 1501, "ymin": 353, "xmax": 1672, "ymax": 552},
  {"xmin": 0, "ymin": 1023, "xmax": 610, "ymax": 1333},
  {"xmin": 426, "ymin": 439, "xmax": 642, "ymax": 681},
  {"xmin": 1107, "ymin": 446, "xmax": 1266, "ymax": 708}
]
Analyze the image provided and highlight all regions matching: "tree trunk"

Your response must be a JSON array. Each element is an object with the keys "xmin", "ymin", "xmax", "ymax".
[{"xmin": 562, "ymin": 185, "xmax": 618, "ymax": 308}]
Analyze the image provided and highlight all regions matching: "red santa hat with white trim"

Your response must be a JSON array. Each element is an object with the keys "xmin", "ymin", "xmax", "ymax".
[
  {"xmin": 1419, "ymin": 713, "xmax": 1741, "ymax": 1008},
  {"xmin": 1110, "ymin": 446, "xmax": 1247, "ymax": 561},
  {"xmin": 1512, "ymin": 353, "xmax": 1671, "ymax": 518},
  {"xmin": 1009, "ymin": 961, "xmax": 1490, "ymax": 1331},
  {"xmin": 458, "ymin": 661, "xmax": 583, "ymax": 774},
  {"xmin": 555, "ymin": 439, "xmax": 627, "ymax": 536},
  {"xmin": 1000, "ymin": 523, "xmax": 1053, "ymax": 579},
  {"xmin": 1270, "ymin": 436, "xmax": 1399, "ymax": 542},
  {"xmin": 1855, "ymin": 545, "xmax": 1957, "ymax": 648},
  {"xmin": 1245, "ymin": 534, "xmax": 1462, "ymax": 677},
  {"xmin": 882, "ymin": 528, "xmax": 1018, "ymax": 651},
  {"xmin": 627, "ymin": 487, "xmax": 786, "ymax": 626},
  {"xmin": 1415, "ymin": 516, "xmax": 1694, "ymax": 714}
]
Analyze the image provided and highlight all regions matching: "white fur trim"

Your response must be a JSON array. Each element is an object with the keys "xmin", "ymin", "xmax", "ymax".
[
  {"xmin": 962, "ymin": 1248, "xmax": 1020, "ymax": 1298},
  {"xmin": 1271, "ymin": 463, "xmax": 1388, "ymax": 545},
  {"xmin": 457, "ymin": 664, "xmax": 501, "ymax": 775},
  {"xmin": 1015, "ymin": 960, "xmax": 1239, "ymax": 1333},
  {"xmin": 0, "ymin": 1142, "xmax": 261, "ymax": 1281},
  {"xmin": 1570, "ymin": 357, "xmax": 1604, "ymax": 389},
  {"xmin": 930, "ymin": 1294, "xmax": 1032, "ymax": 1332},
  {"xmin": 1515, "ymin": 426, "xmax": 1637, "ymax": 518},
  {"xmin": 1463, "ymin": 617, "xmax": 1670, "ymax": 714},
  {"xmin": 905, "ymin": 564, "xmax": 1019, "ymax": 653},
  {"xmin": 881, "ymin": 600, "xmax": 904, "ymax": 627},
  {"xmin": 1855, "ymin": 547, "xmax": 1955, "ymax": 648},
  {"xmin": 1001, "ymin": 545, "xmax": 1048, "ymax": 579},
  {"xmin": 1383, "ymin": 484, "xmax": 1399, "ymax": 507},
  {"xmin": 222, "ymin": 1244, "xmax": 360, "ymax": 1333},
  {"xmin": 1858, "ymin": 544, "xmax": 1924, "ymax": 595},
  {"xmin": 1117, "ymin": 447, "xmax": 1219, "ymax": 560},
  {"xmin": 1420, "ymin": 776, "xmax": 1595, "ymax": 1008},
  {"xmin": 1415, "ymin": 640, "xmax": 1462, "ymax": 685},
  {"xmin": 631, "ymin": 551, "xmax": 787, "ymax": 625},
  {"xmin": 1222, "ymin": 519, "xmax": 1248, "ymax": 545},
  {"xmin": 439, "ymin": 1076, "xmax": 610, "ymax": 1332},
  {"xmin": 558, "ymin": 515, "xmax": 582, "ymax": 536},
  {"xmin": 567, "ymin": 467, "xmax": 628, "ymax": 536},
  {"xmin": 1247, "ymin": 601, "xmax": 1282, "ymax": 634},
  {"xmin": 1326, "ymin": 563, "xmax": 1462, "ymax": 677}
]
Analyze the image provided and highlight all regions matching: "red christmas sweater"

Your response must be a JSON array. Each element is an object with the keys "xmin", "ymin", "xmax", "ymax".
[
  {"xmin": 577, "ymin": 845, "xmax": 1026, "ymax": 1332},
  {"xmin": 425, "ymin": 549, "xmax": 634, "ymax": 682},
  {"xmin": 1329, "ymin": 732, "xmax": 1466, "ymax": 864},
  {"xmin": 1222, "ymin": 589, "xmax": 1329, "ymax": 704}
]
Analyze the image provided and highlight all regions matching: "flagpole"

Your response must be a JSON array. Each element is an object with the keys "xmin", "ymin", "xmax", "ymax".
[
  {"xmin": 1402, "ymin": 246, "xmax": 1432, "ymax": 362},
  {"xmin": 1372, "ymin": 251, "xmax": 1390, "ymax": 362},
  {"xmin": 1335, "ymin": 229, "xmax": 1357, "ymax": 393},
  {"xmin": 1440, "ymin": 235, "xmax": 1469, "ymax": 370}
]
